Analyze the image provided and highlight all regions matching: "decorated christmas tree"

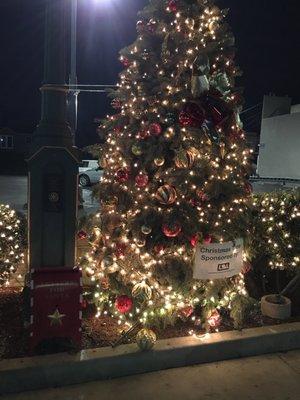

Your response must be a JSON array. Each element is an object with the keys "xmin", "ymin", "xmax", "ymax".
[{"xmin": 82, "ymin": 0, "xmax": 255, "ymax": 338}]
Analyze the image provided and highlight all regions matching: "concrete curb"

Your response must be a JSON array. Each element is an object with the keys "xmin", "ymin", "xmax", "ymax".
[{"xmin": 1, "ymin": 322, "xmax": 300, "ymax": 395}]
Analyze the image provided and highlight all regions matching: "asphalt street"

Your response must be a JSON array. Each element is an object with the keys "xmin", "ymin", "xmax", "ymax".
[{"xmin": 0, "ymin": 175, "xmax": 99, "ymax": 214}]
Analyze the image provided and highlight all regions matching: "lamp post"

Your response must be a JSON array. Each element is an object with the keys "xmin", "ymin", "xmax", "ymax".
[
  {"xmin": 68, "ymin": 0, "xmax": 78, "ymax": 141},
  {"xmin": 28, "ymin": 0, "xmax": 81, "ymax": 352}
]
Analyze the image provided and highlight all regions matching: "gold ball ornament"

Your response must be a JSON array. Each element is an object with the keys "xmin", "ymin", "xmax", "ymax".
[
  {"xmin": 174, "ymin": 148, "xmax": 195, "ymax": 168},
  {"xmin": 132, "ymin": 281, "xmax": 152, "ymax": 300},
  {"xmin": 141, "ymin": 225, "xmax": 152, "ymax": 235},
  {"xmin": 164, "ymin": 126, "xmax": 176, "ymax": 140},
  {"xmin": 107, "ymin": 262, "xmax": 119, "ymax": 274},
  {"xmin": 100, "ymin": 277, "xmax": 110, "ymax": 290},
  {"xmin": 136, "ymin": 328, "xmax": 157, "ymax": 351},
  {"xmin": 136, "ymin": 238, "xmax": 146, "ymax": 247},
  {"xmin": 211, "ymin": 5, "xmax": 221, "ymax": 15},
  {"xmin": 185, "ymin": 18, "xmax": 195, "ymax": 29},
  {"xmin": 99, "ymin": 156, "xmax": 108, "ymax": 168},
  {"xmin": 188, "ymin": 146, "xmax": 200, "ymax": 158},
  {"xmin": 156, "ymin": 184, "xmax": 177, "ymax": 205},
  {"xmin": 219, "ymin": 142, "xmax": 226, "ymax": 159},
  {"xmin": 154, "ymin": 157, "xmax": 165, "ymax": 167},
  {"xmin": 131, "ymin": 144, "xmax": 143, "ymax": 156},
  {"xmin": 209, "ymin": 20, "xmax": 219, "ymax": 32}
]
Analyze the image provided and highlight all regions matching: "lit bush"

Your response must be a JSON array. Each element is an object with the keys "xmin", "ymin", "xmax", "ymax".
[
  {"xmin": 0, "ymin": 204, "xmax": 26, "ymax": 286},
  {"xmin": 248, "ymin": 189, "xmax": 300, "ymax": 271}
]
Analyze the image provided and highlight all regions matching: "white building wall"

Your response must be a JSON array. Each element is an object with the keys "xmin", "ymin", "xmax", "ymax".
[
  {"xmin": 257, "ymin": 112, "xmax": 300, "ymax": 179},
  {"xmin": 291, "ymin": 104, "xmax": 300, "ymax": 114}
]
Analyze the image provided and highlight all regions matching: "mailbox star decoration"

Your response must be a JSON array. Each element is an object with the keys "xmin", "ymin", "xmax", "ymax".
[{"xmin": 47, "ymin": 308, "xmax": 66, "ymax": 326}]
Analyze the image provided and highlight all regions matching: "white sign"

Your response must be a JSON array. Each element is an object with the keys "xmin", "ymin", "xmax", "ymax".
[{"xmin": 193, "ymin": 239, "xmax": 244, "ymax": 280}]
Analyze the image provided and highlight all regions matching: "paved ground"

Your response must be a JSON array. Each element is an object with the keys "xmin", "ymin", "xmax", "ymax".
[
  {"xmin": 0, "ymin": 175, "xmax": 99, "ymax": 214},
  {"xmin": 3, "ymin": 350, "xmax": 300, "ymax": 400}
]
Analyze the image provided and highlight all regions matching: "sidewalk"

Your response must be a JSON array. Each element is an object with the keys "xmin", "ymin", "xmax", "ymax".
[{"xmin": 3, "ymin": 350, "xmax": 300, "ymax": 400}]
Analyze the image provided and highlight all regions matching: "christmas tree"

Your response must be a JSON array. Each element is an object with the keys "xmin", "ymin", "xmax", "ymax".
[{"xmin": 83, "ymin": 0, "xmax": 254, "ymax": 334}]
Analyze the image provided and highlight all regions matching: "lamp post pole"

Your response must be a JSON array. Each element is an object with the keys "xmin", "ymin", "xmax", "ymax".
[
  {"xmin": 28, "ymin": 0, "xmax": 82, "ymax": 352},
  {"xmin": 68, "ymin": 0, "xmax": 79, "ymax": 142}
]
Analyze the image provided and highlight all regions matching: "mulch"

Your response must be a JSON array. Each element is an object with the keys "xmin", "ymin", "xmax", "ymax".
[{"xmin": 0, "ymin": 287, "xmax": 299, "ymax": 360}]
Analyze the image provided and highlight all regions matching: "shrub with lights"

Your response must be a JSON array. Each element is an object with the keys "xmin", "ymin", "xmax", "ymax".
[
  {"xmin": 0, "ymin": 204, "xmax": 25, "ymax": 286},
  {"xmin": 80, "ymin": 0, "xmax": 257, "ymax": 342},
  {"xmin": 249, "ymin": 190, "xmax": 300, "ymax": 272}
]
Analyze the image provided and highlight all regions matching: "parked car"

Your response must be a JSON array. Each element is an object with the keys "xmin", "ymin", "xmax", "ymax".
[{"xmin": 79, "ymin": 160, "xmax": 103, "ymax": 187}]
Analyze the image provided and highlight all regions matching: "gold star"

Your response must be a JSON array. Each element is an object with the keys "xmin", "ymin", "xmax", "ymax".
[{"xmin": 47, "ymin": 308, "xmax": 66, "ymax": 326}]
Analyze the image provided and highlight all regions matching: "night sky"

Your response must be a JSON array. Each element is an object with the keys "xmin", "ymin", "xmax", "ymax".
[{"xmin": 0, "ymin": 0, "xmax": 299, "ymax": 147}]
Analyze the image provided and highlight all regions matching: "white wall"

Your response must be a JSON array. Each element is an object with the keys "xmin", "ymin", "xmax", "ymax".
[
  {"xmin": 257, "ymin": 112, "xmax": 300, "ymax": 179},
  {"xmin": 291, "ymin": 104, "xmax": 300, "ymax": 114}
]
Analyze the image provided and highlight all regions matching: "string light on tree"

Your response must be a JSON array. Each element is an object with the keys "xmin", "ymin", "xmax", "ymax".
[{"xmin": 79, "ymin": 0, "xmax": 260, "ymax": 339}]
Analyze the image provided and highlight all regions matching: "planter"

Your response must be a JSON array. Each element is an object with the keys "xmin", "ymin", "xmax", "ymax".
[{"xmin": 261, "ymin": 295, "xmax": 291, "ymax": 320}]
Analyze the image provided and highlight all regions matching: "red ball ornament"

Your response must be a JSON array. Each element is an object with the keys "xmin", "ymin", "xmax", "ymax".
[
  {"xmin": 196, "ymin": 189, "xmax": 209, "ymax": 202},
  {"xmin": 115, "ymin": 242, "xmax": 127, "ymax": 258},
  {"xmin": 135, "ymin": 172, "xmax": 149, "ymax": 188},
  {"xmin": 168, "ymin": 0, "xmax": 178, "ymax": 13},
  {"xmin": 244, "ymin": 182, "xmax": 253, "ymax": 196},
  {"xmin": 153, "ymin": 244, "xmax": 165, "ymax": 254},
  {"xmin": 149, "ymin": 123, "xmax": 162, "ymax": 136},
  {"xmin": 179, "ymin": 305, "xmax": 194, "ymax": 319},
  {"xmin": 137, "ymin": 128, "xmax": 150, "ymax": 140},
  {"xmin": 120, "ymin": 57, "xmax": 130, "ymax": 67},
  {"xmin": 114, "ymin": 126, "xmax": 124, "ymax": 136},
  {"xmin": 77, "ymin": 230, "xmax": 87, "ymax": 240},
  {"xmin": 207, "ymin": 309, "xmax": 221, "ymax": 328},
  {"xmin": 147, "ymin": 19, "xmax": 157, "ymax": 33},
  {"xmin": 116, "ymin": 168, "xmax": 129, "ymax": 183},
  {"xmin": 190, "ymin": 235, "xmax": 198, "ymax": 247},
  {"xmin": 203, "ymin": 235, "xmax": 212, "ymax": 244},
  {"xmin": 146, "ymin": 19, "xmax": 157, "ymax": 34},
  {"xmin": 162, "ymin": 222, "xmax": 182, "ymax": 238},
  {"xmin": 115, "ymin": 295, "xmax": 133, "ymax": 314},
  {"xmin": 190, "ymin": 198, "xmax": 199, "ymax": 207},
  {"xmin": 242, "ymin": 261, "xmax": 252, "ymax": 275},
  {"xmin": 81, "ymin": 299, "xmax": 88, "ymax": 309},
  {"xmin": 111, "ymin": 98, "xmax": 122, "ymax": 110},
  {"xmin": 229, "ymin": 128, "xmax": 243, "ymax": 142},
  {"xmin": 136, "ymin": 20, "xmax": 146, "ymax": 33},
  {"xmin": 179, "ymin": 102, "xmax": 205, "ymax": 128}
]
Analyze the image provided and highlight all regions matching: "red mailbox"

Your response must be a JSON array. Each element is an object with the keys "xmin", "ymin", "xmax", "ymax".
[{"xmin": 30, "ymin": 268, "xmax": 82, "ymax": 352}]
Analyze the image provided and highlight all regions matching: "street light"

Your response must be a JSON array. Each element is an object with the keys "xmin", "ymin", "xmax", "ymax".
[{"xmin": 68, "ymin": 0, "xmax": 117, "ymax": 144}]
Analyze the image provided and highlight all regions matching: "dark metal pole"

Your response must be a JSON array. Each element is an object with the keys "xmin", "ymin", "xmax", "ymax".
[
  {"xmin": 29, "ymin": 0, "xmax": 79, "ymax": 270},
  {"xmin": 68, "ymin": 0, "xmax": 78, "ymax": 143},
  {"xmin": 33, "ymin": 0, "xmax": 72, "ymax": 149},
  {"xmin": 28, "ymin": 0, "xmax": 81, "ymax": 351}
]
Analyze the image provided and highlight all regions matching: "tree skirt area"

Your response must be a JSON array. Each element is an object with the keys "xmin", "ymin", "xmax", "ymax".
[{"xmin": 1, "ymin": 287, "xmax": 300, "ymax": 360}]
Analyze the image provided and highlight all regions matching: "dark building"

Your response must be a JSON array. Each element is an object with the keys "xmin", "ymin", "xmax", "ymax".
[
  {"xmin": 0, "ymin": 125, "xmax": 33, "ymax": 175},
  {"xmin": 0, "ymin": 127, "xmax": 32, "ymax": 154}
]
